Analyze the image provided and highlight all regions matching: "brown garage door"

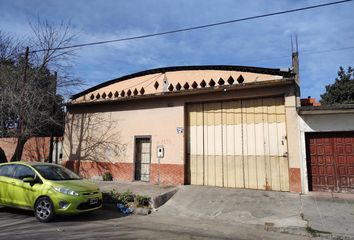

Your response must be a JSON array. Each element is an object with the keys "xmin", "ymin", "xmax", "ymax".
[{"xmin": 306, "ymin": 132, "xmax": 354, "ymax": 193}]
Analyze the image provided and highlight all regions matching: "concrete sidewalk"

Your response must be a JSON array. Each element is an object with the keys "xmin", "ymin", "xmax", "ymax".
[
  {"xmin": 149, "ymin": 185, "xmax": 354, "ymax": 238},
  {"xmin": 301, "ymin": 192, "xmax": 354, "ymax": 238},
  {"xmin": 95, "ymin": 180, "xmax": 178, "ymax": 208},
  {"xmin": 94, "ymin": 181, "xmax": 354, "ymax": 239},
  {"xmin": 155, "ymin": 186, "xmax": 307, "ymax": 234}
]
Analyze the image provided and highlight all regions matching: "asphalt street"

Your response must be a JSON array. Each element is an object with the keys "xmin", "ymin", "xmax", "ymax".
[
  {"xmin": 0, "ymin": 206, "xmax": 311, "ymax": 240},
  {"xmin": 1, "ymin": 185, "xmax": 354, "ymax": 240}
]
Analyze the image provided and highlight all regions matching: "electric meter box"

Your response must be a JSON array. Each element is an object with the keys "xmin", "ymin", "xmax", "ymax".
[{"xmin": 157, "ymin": 145, "xmax": 164, "ymax": 158}]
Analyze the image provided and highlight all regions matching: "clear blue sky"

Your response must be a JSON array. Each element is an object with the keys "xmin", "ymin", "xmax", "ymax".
[{"xmin": 1, "ymin": 0, "xmax": 353, "ymax": 100}]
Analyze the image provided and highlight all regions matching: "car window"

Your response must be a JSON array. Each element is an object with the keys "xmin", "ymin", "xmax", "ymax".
[
  {"xmin": 13, "ymin": 165, "xmax": 36, "ymax": 180},
  {"xmin": 33, "ymin": 165, "xmax": 81, "ymax": 181},
  {"xmin": 0, "ymin": 164, "xmax": 16, "ymax": 178}
]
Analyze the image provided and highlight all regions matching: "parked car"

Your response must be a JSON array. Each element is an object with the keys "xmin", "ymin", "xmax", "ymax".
[{"xmin": 0, "ymin": 162, "xmax": 102, "ymax": 222}]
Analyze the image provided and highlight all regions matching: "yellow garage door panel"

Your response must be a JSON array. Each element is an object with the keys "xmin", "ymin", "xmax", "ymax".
[
  {"xmin": 203, "ymin": 103, "xmax": 223, "ymax": 187},
  {"xmin": 222, "ymin": 100, "xmax": 243, "ymax": 188},
  {"xmin": 187, "ymin": 97, "xmax": 289, "ymax": 191},
  {"xmin": 188, "ymin": 104, "xmax": 204, "ymax": 185}
]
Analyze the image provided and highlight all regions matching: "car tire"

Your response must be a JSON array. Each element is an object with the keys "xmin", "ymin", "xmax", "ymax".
[{"xmin": 34, "ymin": 196, "xmax": 55, "ymax": 223}]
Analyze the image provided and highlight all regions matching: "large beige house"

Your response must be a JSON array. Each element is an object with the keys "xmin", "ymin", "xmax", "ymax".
[{"xmin": 64, "ymin": 63, "xmax": 304, "ymax": 193}]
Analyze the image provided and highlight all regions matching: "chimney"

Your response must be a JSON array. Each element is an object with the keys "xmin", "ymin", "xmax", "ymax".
[{"xmin": 300, "ymin": 96, "xmax": 321, "ymax": 106}]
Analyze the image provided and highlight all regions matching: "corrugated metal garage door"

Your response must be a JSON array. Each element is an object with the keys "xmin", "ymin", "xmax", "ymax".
[
  {"xmin": 306, "ymin": 132, "xmax": 354, "ymax": 192},
  {"xmin": 187, "ymin": 97, "xmax": 289, "ymax": 191}
]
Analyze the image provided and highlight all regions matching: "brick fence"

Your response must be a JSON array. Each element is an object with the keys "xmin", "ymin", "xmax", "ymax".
[
  {"xmin": 0, "ymin": 137, "xmax": 51, "ymax": 161},
  {"xmin": 62, "ymin": 160, "xmax": 185, "ymax": 185}
]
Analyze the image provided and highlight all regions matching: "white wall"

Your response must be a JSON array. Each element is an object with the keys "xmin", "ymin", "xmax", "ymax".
[{"xmin": 298, "ymin": 112, "xmax": 354, "ymax": 193}]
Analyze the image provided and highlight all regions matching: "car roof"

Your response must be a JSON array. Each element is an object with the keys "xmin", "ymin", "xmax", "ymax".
[{"xmin": 0, "ymin": 161, "xmax": 58, "ymax": 167}]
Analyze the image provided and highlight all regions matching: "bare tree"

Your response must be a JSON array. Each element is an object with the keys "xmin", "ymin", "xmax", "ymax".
[
  {"xmin": 0, "ymin": 32, "xmax": 22, "ymax": 139},
  {"xmin": 29, "ymin": 18, "xmax": 82, "ymax": 94},
  {"xmin": 0, "ymin": 30, "xmax": 21, "ymax": 61},
  {"xmin": 0, "ymin": 18, "xmax": 81, "ymax": 162}
]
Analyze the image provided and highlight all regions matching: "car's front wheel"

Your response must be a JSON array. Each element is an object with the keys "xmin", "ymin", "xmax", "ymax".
[{"xmin": 35, "ymin": 197, "xmax": 55, "ymax": 222}]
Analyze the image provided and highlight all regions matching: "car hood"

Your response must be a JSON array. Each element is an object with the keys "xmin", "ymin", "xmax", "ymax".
[{"xmin": 51, "ymin": 179, "xmax": 100, "ymax": 193}]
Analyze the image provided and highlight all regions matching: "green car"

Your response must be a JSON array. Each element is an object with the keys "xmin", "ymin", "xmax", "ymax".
[{"xmin": 0, "ymin": 161, "xmax": 102, "ymax": 222}]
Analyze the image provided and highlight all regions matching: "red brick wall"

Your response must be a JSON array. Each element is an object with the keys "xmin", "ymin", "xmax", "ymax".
[
  {"xmin": 0, "ymin": 137, "xmax": 50, "ymax": 161},
  {"xmin": 62, "ymin": 160, "xmax": 185, "ymax": 185},
  {"xmin": 62, "ymin": 160, "xmax": 299, "ymax": 190},
  {"xmin": 289, "ymin": 168, "xmax": 302, "ymax": 193},
  {"xmin": 150, "ymin": 163, "xmax": 185, "ymax": 185},
  {"xmin": 62, "ymin": 161, "xmax": 134, "ymax": 181}
]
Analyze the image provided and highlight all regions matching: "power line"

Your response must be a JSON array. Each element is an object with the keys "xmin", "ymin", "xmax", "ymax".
[
  {"xmin": 122, "ymin": 73, "xmax": 163, "ymax": 91},
  {"xmin": 302, "ymin": 46, "xmax": 354, "ymax": 55},
  {"xmin": 30, "ymin": 0, "xmax": 352, "ymax": 53},
  {"xmin": 248, "ymin": 45, "xmax": 354, "ymax": 63}
]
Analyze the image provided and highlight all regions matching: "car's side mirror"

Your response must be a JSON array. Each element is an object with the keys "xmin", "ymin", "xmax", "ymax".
[{"xmin": 23, "ymin": 177, "xmax": 35, "ymax": 184}]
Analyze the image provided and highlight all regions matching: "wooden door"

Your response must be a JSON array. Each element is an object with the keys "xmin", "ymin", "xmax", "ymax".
[{"xmin": 307, "ymin": 132, "xmax": 354, "ymax": 192}]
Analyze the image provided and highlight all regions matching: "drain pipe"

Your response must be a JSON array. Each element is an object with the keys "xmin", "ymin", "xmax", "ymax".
[
  {"xmin": 156, "ymin": 145, "xmax": 164, "ymax": 185},
  {"xmin": 157, "ymin": 157, "xmax": 161, "ymax": 185}
]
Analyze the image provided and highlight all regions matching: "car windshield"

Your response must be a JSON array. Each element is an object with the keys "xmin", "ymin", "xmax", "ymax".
[{"xmin": 33, "ymin": 165, "xmax": 81, "ymax": 181}]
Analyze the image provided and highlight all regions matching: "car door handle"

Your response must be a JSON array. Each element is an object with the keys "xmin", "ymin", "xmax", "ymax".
[{"xmin": 11, "ymin": 182, "xmax": 16, "ymax": 185}]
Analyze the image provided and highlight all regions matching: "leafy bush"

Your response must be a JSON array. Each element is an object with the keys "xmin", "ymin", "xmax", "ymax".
[
  {"xmin": 135, "ymin": 195, "xmax": 151, "ymax": 207},
  {"xmin": 108, "ymin": 189, "xmax": 119, "ymax": 203},
  {"xmin": 109, "ymin": 189, "xmax": 135, "ymax": 205},
  {"xmin": 102, "ymin": 172, "xmax": 113, "ymax": 181},
  {"xmin": 117, "ymin": 190, "xmax": 135, "ymax": 204},
  {"xmin": 107, "ymin": 189, "xmax": 151, "ymax": 208}
]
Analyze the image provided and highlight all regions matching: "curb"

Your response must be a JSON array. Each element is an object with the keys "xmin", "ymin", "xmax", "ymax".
[
  {"xmin": 101, "ymin": 187, "xmax": 179, "ymax": 214},
  {"xmin": 265, "ymin": 224, "xmax": 310, "ymax": 238},
  {"xmin": 151, "ymin": 187, "xmax": 178, "ymax": 209}
]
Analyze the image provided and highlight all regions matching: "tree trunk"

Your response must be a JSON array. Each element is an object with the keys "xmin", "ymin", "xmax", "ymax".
[
  {"xmin": 10, "ymin": 136, "xmax": 28, "ymax": 162},
  {"xmin": 73, "ymin": 114, "xmax": 85, "ymax": 175},
  {"xmin": 48, "ymin": 134, "xmax": 54, "ymax": 163},
  {"xmin": 0, "ymin": 147, "xmax": 7, "ymax": 163}
]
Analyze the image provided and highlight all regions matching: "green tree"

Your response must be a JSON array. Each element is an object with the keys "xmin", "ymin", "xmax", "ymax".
[{"xmin": 320, "ymin": 66, "xmax": 354, "ymax": 105}]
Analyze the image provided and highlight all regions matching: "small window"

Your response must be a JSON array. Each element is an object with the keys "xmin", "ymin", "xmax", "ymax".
[
  {"xmin": 13, "ymin": 165, "xmax": 36, "ymax": 180},
  {"xmin": 0, "ymin": 164, "xmax": 16, "ymax": 178}
]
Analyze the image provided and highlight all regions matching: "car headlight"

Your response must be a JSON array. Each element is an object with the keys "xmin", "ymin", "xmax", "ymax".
[{"xmin": 53, "ymin": 186, "xmax": 79, "ymax": 196}]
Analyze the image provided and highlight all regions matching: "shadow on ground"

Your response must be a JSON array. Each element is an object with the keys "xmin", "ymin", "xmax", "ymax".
[
  {"xmin": 0, "ymin": 205, "xmax": 126, "ymax": 222},
  {"xmin": 0, "ymin": 207, "xmax": 33, "ymax": 217}
]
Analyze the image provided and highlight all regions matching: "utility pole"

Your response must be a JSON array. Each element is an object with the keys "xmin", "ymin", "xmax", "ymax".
[
  {"xmin": 18, "ymin": 46, "xmax": 29, "ymax": 135},
  {"xmin": 55, "ymin": 137, "xmax": 59, "ymax": 164},
  {"xmin": 291, "ymin": 35, "xmax": 301, "ymax": 107},
  {"xmin": 48, "ymin": 71, "xmax": 57, "ymax": 163},
  {"xmin": 0, "ymin": 85, "xmax": 3, "ymax": 138},
  {"xmin": 11, "ymin": 46, "xmax": 29, "ymax": 162}
]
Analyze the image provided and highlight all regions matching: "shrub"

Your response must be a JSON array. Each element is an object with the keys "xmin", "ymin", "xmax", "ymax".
[
  {"xmin": 135, "ymin": 195, "xmax": 151, "ymax": 207},
  {"xmin": 109, "ymin": 189, "xmax": 135, "ymax": 205},
  {"xmin": 102, "ymin": 172, "xmax": 113, "ymax": 181},
  {"xmin": 107, "ymin": 189, "xmax": 151, "ymax": 208},
  {"xmin": 108, "ymin": 189, "xmax": 119, "ymax": 203}
]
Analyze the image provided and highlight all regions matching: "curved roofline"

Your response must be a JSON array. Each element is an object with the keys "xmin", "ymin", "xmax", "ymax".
[{"xmin": 71, "ymin": 65, "xmax": 293, "ymax": 100}]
